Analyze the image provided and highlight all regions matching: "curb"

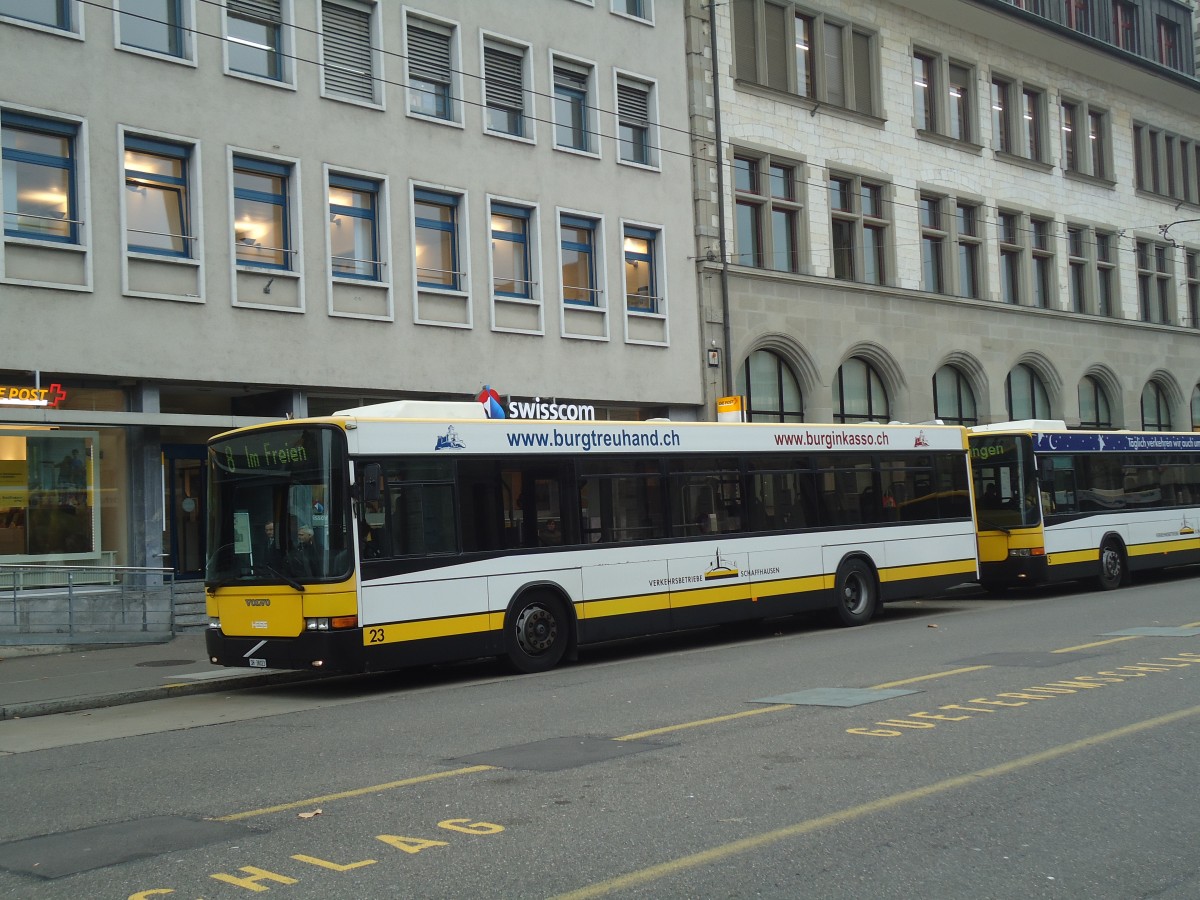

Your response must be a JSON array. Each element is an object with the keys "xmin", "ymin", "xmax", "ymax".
[{"xmin": 0, "ymin": 670, "xmax": 321, "ymax": 722}]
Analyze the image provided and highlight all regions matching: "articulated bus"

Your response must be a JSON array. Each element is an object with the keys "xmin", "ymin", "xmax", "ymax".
[
  {"xmin": 968, "ymin": 421, "xmax": 1200, "ymax": 591},
  {"xmin": 204, "ymin": 402, "xmax": 977, "ymax": 675}
]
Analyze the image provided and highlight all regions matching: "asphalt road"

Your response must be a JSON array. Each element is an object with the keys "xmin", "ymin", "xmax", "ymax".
[{"xmin": 1, "ymin": 573, "xmax": 1199, "ymax": 899}]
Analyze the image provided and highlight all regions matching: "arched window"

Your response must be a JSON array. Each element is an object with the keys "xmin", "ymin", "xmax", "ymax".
[
  {"xmin": 1141, "ymin": 381, "xmax": 1171, "ymax": 431},
  {"xmin": 1077, "ymin": 376, "xmax": 1112, "ymax": 429},
  {"xmin": 834, "ymin": 357, "xmax": 889, "ymax": 423},
  {"xmin": 1005, "ymin": 364, "xmax": 1050, "ymax": 420},
  {"xmin": 932, "ymin": 365, "xmax": 977, "ymax": 426},
  {"xmin": 1191, "ymin": 385, "xmax": 1200, "ymax": 431},
  {"xmin": 736, "ymin": 350, "xmax": 803, "ymax": 422}
]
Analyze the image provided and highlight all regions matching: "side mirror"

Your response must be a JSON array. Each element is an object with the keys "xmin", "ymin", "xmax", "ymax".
[{"xmin": 362, "ymin": 463, "xmax": 382, "ymax": 503}]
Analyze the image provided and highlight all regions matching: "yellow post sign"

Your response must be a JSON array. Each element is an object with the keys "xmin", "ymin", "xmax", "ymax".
[{"xmin": 716, "ymin": 396, "xmax": 744, "ymax": 423}]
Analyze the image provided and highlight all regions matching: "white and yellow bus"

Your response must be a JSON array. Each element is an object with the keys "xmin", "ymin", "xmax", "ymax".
[
  {"xmin": 969, "ymin": 421, "xmax": 1200, "ymax": 591},
  {"xmin": 204, "ymin": 403, "xmax": 977, "ymax": 674}
]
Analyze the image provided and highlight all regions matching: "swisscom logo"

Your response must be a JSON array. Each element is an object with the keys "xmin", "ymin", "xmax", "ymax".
[{"xmin": 476, "ymin": 385, "xmax": 596, "ymax": 421}]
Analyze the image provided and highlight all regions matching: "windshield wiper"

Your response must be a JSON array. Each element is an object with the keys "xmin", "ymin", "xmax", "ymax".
[{"xmin": 265, "ymin": 564, "xmax": 306, "ymax": 592}]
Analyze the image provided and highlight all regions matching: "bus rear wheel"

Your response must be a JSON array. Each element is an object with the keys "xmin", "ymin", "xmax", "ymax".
[
  {"xmin": 832, "ymin": 558, "xmax": 878, "ymax": 627},
  {"xmin": 505, "ymin": 593, "xmax": 568, "ymax": 673},
  {"xmin": 1096, "ymin": 539, "xmax": 1127, "ymax": 591}
]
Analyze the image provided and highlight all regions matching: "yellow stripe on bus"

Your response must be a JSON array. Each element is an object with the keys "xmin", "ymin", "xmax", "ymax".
[
  {"xmin": 1128, "ymin": 537, "xmax": 1200, "ymax": 557},
  {"xmin": 362, "ymin": 561, "xmax": 978, "ymax": 648},
  {"xmin": 878, "ymin": 558, "xmax": 977, "ymax": 583},
  {"xmin": 579, "ymin": 592, "xmax": 671, "ymax": 619},
  {"xmin": 364, "ymin": 612, "xmax": 499, "ymax": 646}
]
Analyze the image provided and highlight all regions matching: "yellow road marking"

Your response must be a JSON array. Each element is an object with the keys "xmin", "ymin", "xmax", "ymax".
[
  {"xmin": 552, "ymin": 703, "xmax": 1200, "ymax": 900},
  {"xmin": 615, "ymin": 706, "xmax": 793, "ymax": 741},
  {"xmin": 214, "ymin": 765, "xmax": 496, "ymax": 822},
  {"xmin": 1053, "ymin": 636, "xmax": 1140, "ymax": 653},
  {"xmin": 870, "ymin": 665, "xmax": 992, "ymax": 689}
]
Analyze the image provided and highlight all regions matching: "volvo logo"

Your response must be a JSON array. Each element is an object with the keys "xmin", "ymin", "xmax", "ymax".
[{"xmin": 245, "ymin": 598, "xmax": 271, "ymax": 607}]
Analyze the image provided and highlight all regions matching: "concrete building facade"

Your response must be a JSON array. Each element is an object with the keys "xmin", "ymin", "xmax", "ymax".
[
  {"xmin": 0, "ymin": 0, "xmax": 701, "ymax": 578},
  {"xmin": 687, "ymin": 0, "xmax": 1200, "ymax": 429}
]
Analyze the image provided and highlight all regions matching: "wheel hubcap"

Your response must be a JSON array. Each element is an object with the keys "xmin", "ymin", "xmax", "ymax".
[
  {"xmin": 1102, "ymin": 549, "xmax": 1121, "ymax": 580},
  {"xmin": 515, "ymin": 605, "xmax": 557, "ymax": 655},
  {"xmin": 843, "ymin": 575, "xmax": 867, "ymax": 614}
]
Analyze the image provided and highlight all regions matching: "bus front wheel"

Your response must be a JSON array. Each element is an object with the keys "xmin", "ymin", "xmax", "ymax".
[
  {"xmin": 1097, "ymin": 539, "xmax": 1127, "ymax": 591},
  {"xmin": 505, "ymin": 593, "xmax": 568, "ymax": 673},
  {"xmin": 832, "ymin": 558, "xmax": 878, "ymax": 627}
]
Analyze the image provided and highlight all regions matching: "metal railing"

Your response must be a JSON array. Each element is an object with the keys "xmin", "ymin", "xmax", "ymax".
[{"xmin": 0, "ymin": 565, "xmax": 176, "ymax": 643}]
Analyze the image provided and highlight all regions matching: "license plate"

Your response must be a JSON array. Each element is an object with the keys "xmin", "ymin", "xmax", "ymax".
[{"xmin": 248, "ymin": 658, "xmax": 267, "ymax": 668}]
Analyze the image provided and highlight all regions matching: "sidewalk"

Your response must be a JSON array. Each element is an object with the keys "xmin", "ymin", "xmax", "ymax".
[{"xmin": 0, "ymin": 633, "xmax": 318, "ymax": 721}]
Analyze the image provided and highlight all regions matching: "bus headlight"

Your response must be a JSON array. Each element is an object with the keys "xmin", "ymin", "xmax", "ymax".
[
  {"xmin": 1008, "ymin": 548, "xmax": 1045, "ymax": 558},
  {"xmin": 306, "ymin": 618, "xmax": 331, "ymax": 631}
]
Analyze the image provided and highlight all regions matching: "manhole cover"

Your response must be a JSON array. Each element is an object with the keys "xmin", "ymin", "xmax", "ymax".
[
  {"xmin": 134, "ymin": 659, "xmax": 196, "ymax": 668},
  {"xmin": 456, "ymin": 736, "xmax": 659, "ymax": 772}
]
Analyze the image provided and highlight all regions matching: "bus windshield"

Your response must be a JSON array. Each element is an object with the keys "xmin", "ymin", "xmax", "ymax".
[
  {"xmin": 206, "ymin": 425, "xmax": 351, "ymax": 587},
  {"xmin": 969, "ymin": 433, "xmax": 1040, "ymax": 530}
]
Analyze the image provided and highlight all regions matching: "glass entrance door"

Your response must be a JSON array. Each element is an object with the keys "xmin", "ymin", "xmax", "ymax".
[{"xmin": 163, "ymin": 444, "xmax": 206, "ymax": 580}]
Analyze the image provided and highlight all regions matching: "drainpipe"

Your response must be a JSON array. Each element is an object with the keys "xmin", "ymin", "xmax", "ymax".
[{"xmin": 708, "ymin": 0, "xmax": 734, "ymax": 402}]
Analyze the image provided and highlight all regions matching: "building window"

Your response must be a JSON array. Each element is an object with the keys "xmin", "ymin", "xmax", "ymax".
[
  {"xmin": 1187, "ymin": 250, "xmax": 1199, "ymax": 328},
  {"xmin": 1006, "ymin": 364, "xmax": 1050, "ymax": 420},
  {"xmin": 623, "ymin": 225, "xmax": 659, "ymax": 313},
  {"xmin": 124, "ymin": 136, "xmax": 191, "ymax": 257},
  {"xmin": 613, "ymin": 0, "xmax": 651, "ymax": 21},
  {"xmin": 933, "ymin": 365, "xmax": 977, "ymax": 426},
  {"xmin": 2, "ymin": 113, "xmax": 79, "ymax": 243},
  {"xmin": 119, "ymin": 0, "xmax": 185, "ymax": 58},
  {"xmin": 328, "ymin": 173, "xmax": 380, "ymax": 281},
  {"xmin": 737, "ymin": 350, "xmax": 803, "ymax": 422},
  {"xmin": 919, "ymin": 195, "xmax": 946, "ymax": 293},
  {"xmin": 992, "ymin": 76, "xmax": 1046, "ymax": 162},
  {"xmin": 0, "ymin": 0, "xmax": 71, "ymax": 29},
  {"xmin": 733, "ymin": 152, "xmax": 802, "ymax": 272},
  {"xmin": 956, "ymin": 202, "xmax": 982, "ymax": 299},
  {"xmin": 1112, "ymin": 1, "xmax": 1138, "ymax": 51},
  {"xmin": 233, "ymin": 156, "xmax": 291, "ymax": 269},
  {"xmin": 1192, "ymin": 384, "xmax": 1200, "ymax": 430},
  {"xmin": 1096, "ymin": 231, "xmax": 1116, "ymax": 317},
  {"xmin": 1141, "ymin": 381, "xmax": 1171, "ymax": 431},
  {"xmin": 1030, "ymin": 217, "xmax": 1054, "ymax": 308},
  {"xmin": 1078, "ymin": 376, "xmax": 1112, "ymax": 430},
  {"xmin": 834, "ymin": 357, "xmax": 888, "ymax": 424},
  {"xmin": 913, "ymin": 51, "xmax": 975, "ymax": 143},
  {"xmin": 732, "ymin": 1, "xmax": 876, "ymax": 116},
  {"xmin": 491, "ymin": 203, "xmax": 532, "ymax": 299},
  {"xmin": 483, "ymin": 41, "xmax": 528, "ymax": 137},
  {"xmin": 616, "ymin": 76, "xmax": 655, "ymax": 166},
  {"xmin": 1060, "ymin": 99, "xmax": 1109, "ymax": 179},
  {"xmin": 553, "ymin": 60, "xmax": 594, "ymax": 153},
  {"xmin": 829, "ymin": 173, "xmax": 888, "ymax": 285},
  {"xmin": 1136, "ymin": 240, "xmax": 1172, "ymax": 323},
  {"xmin": 413, "ymin": 189, "xmax": 461, "ymax": 290},
  {"xmin": 998, "ymin": 211, "xmax": 1023, "ymax": 304},
  {"xmin": 1132, "ymin": 121, "xmax": 1200, "ymax": 205},
  {"xmin": 1067, "ymin": 226, "xmax": 1086, "ymax": 313},
  {"xmin": 321, "ymin": 1, "xmax": 377, "ymax": 103},
  {"xmin": 1155, "ymin": 16, "xmax": 1181, "ymax": 70},
  {"xmin": 407, "ymin": 18, "xmax": 455, "ymax": 121},
  {"xmin": 947, "ymin": 62, "xmax": 973, "ymax": 143},
  {"xmin": 226, "ymin": 0, "xmax": 285, "ymax": 82},
  {"xmin": 913, "ymin": 53, "xmax": 936, "ymax": 132},
  {"xmin": 560, "ymin": 214, "xmax": 601, "ymax": 306},
  {"xmin": 1066, "ymin": 0, "xmax": 1092, "ymax": 35}
]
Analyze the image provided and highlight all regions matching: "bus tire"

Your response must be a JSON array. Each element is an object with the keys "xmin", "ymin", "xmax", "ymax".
[
  {"xmin": 1096, "ymin": 538, "xmax": 1127, "ymax": 591},
  {"xmin": 832, "ymin": 558, "xmax": 878, "ymax": 627},
  {"xmin": 505, "ymin": 592, "xmax": 569, "ymax": 673}
]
